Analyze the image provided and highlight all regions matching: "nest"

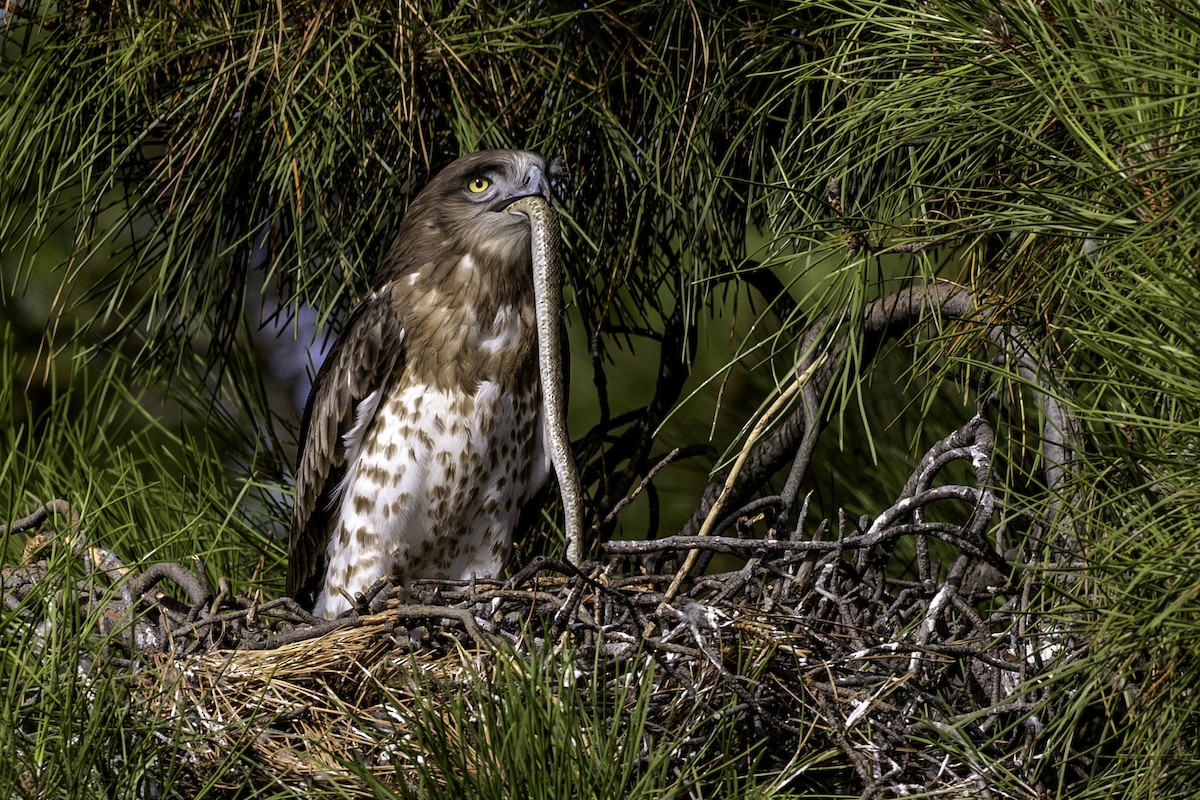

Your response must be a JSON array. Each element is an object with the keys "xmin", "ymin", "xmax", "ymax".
[
  {"xmin": 2, "ymin": 284, "xmax": 1083, "ymax": 798},
  {"xmin": 3, "ymin": 418, "xmax": 1067, "ymax": 800}
]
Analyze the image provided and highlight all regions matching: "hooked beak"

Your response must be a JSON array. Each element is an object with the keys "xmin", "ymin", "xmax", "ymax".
[{"xmin": 493, "ymin": 165, "xmax": 552, "ymax": 212}]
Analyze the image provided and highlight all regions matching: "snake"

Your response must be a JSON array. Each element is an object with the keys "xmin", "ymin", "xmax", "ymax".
[{"xmin": 508, "ymin": 195, "xmax": 584, "ymax": 565}]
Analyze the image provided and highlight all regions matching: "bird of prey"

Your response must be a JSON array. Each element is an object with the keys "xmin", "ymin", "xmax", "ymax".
[{"xmin": 288, "ymin": 150, "xmax": 554, "ymax": 618}]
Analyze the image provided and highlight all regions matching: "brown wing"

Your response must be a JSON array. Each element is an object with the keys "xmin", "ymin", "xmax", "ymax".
[{"xmin": 287, "ymin": 285, "xmax": 406, "ymax": 610}]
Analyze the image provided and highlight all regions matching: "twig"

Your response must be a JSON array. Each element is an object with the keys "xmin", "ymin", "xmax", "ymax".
[
  {"xmin": 659, "ymin": 355, "xmax": 826, "ymax": 609},
  {"xmin": 391, "ymin": 604, "xmax": 503, "ymax": 648},
  {"xmin": 128, "ymin": 562, "xmax": 212, "ymax": 607},
  {"xmin": 1, "ymin": 499, "xmax": 78, "ymax": 536}
]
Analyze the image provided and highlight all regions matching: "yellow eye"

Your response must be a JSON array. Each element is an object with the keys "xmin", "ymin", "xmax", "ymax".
[{"xmin": 467, "ymin": 177, "xmax": 491, "ymax": 193}]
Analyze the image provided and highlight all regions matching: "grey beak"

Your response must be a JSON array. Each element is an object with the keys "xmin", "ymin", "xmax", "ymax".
[{"xmin": 524, "ymin": 165, "xmax": 551, "ymax": 201}]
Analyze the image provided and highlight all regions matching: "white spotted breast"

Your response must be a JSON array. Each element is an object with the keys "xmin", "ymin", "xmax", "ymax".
[{"xmin": 312, "ymin": 378, "xmax": 547, "ymax": 618}]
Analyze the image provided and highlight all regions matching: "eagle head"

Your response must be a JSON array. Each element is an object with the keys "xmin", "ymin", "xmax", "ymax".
[{"xmin": 395, "ymin": 149, "xmax": 552, "ymax": 267}]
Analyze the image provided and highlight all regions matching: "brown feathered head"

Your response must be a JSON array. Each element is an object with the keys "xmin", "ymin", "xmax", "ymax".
[{"xmin": 376, "ymin": 150, "xmax": 552, "ymax": 286}]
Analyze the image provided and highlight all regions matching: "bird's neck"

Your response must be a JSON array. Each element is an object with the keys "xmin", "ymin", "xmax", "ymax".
[{"xmin": 391, "ymin": 251, "xmax": 539, "ymax": 394}]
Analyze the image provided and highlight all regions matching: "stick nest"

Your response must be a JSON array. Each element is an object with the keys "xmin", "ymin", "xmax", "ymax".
[
  {"xmin": 2, "ymin": 284, "xmax": 1083, "ymax": 799},
  {"xmin": 3, "ymin": 446, "xmax": 1067, "ymax": 800}
]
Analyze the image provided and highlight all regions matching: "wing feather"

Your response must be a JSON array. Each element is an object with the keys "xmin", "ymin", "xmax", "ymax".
[{"xmin": 287, "ymin": 285, "xmax": 406, "ymax": 609}]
